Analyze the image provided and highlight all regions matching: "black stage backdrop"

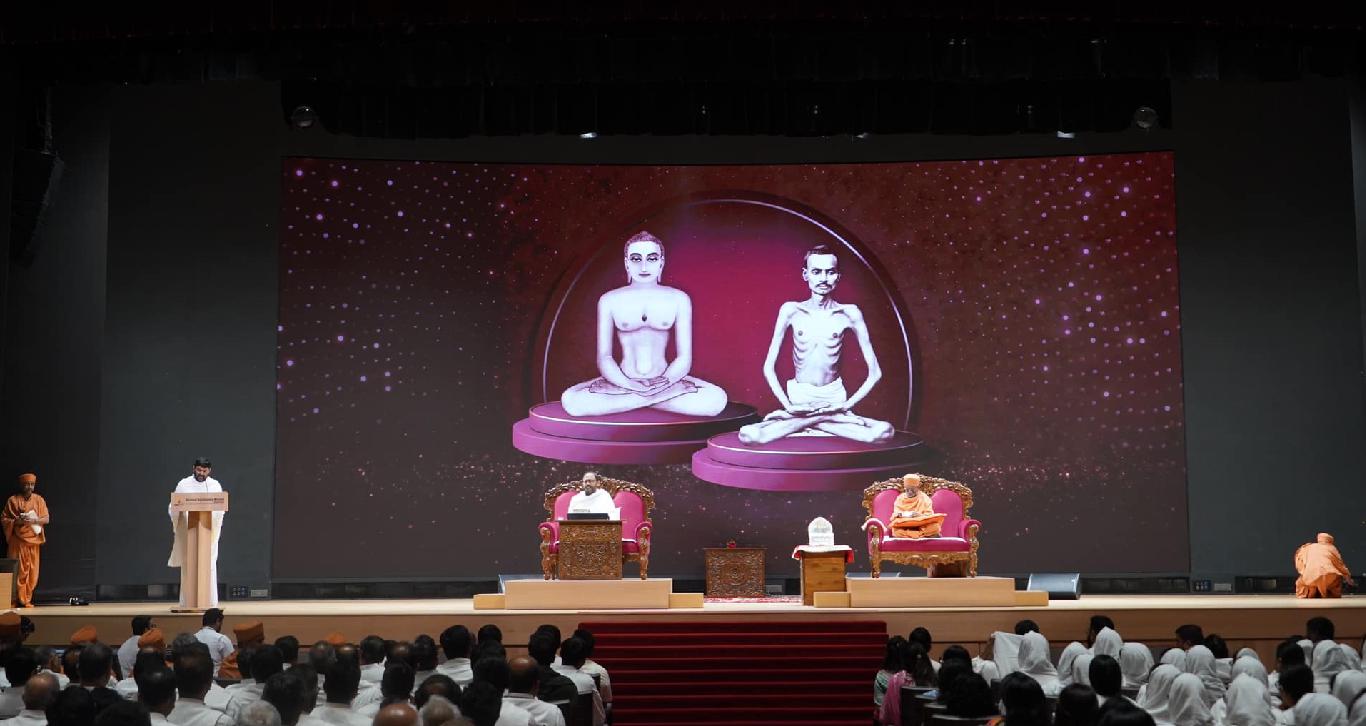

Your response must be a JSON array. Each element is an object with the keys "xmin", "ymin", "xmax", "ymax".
[{"xmin": 0, "ymin": 79, "xmax": 1361, "ymax": 595}]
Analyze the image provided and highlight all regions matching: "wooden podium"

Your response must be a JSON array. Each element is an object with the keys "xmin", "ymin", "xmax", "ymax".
[
  {"xmin": 170, "ymin": 491, "xmax": 229, "ymax": 612},
  {"xmin": 557, "ymin": 520, "xmax": 622, "ymax": 580}
]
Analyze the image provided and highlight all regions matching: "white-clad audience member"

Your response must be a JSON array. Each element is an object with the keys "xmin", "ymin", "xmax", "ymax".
[
  {"xmin": 1293, "ymin": 693, "xmax": 1348, "ymax": 726},
  {"xmin": 1119, "ymin": 643, "xmax": 1154, "ymax": 689},
  {"xmin": 416, "ymin": 696, "xmax": 457, "ymax": 726},
  {"xmin": 304, "ymin": 659, "xmax": 369, "ymax": 726},
  {"xmin": 237, "ymin": 702, "xmax": 282, "ymax": 726},
  {"xmin": 196, "ymin": 610, "xmax": 235, "ymax": 678},
  {"xmin": 140, "ymin": 667, "xmax": 179, "ymax": 726},
  {"xmin": 1331, "ymin": 670, "xmax": 1366, "ymax": 717},
  {"xmin": 1015, "ymin": 631, "xmax": 1062, "ymax": 697},
  {"xmin": 1312, "ymin": 641, "xmax": 1353, "ymax": 694},
  {"xmin": 118, "ymin": 617, "xmax": 156, "ymax": 682},
  {"xmin": 1185, "ymin": 645, "xmax": 1227, "ymax": 707},
  {"xmin": 13, "ymin": 672, "xmax": 57, "ymax": 726},
  {"xmin": 570, "ymin": 629, "xmax": 612, "ymax": 708},
  {"xmin": 261, "ymin": 671, "xmax": 312, "ymax": 726},
  {"xmin": 355, "ymin": 664, "xmax": 415, "ymax": 720},
  {"xmin": 435, "ymin": 628, "xmax": 473, "ymax": 688},
  {"xmin": 1160, "ymin": 647, "xmax": 1188, "ymax": 672},
  {"xmin": 169, "ymin": 647, "xmax": 234, "ymax": 726},
  {"xmin": 227, "ymin": 646, "xmax": 285, "ymax": 721},
  {"xmin": 1168, "ymin": 672, "xmax": 1215, "ymax": 726},
  {"xmin": 1071, "ymin": 654, "xmax": 1095, "ymax": 687},
  {"xmin": 1057, "ymin": 642, "xmax": 1087, "ymax": 688},
  {"xmin": 0, "ymin": 646, "xmax": 40, "ymax": 716},
  {"xmin": 506, "ymin": 657, "xmax": 566, "ymax": 726},
  {"xmin": 551, "ymin": 638, "xmax": 605, "ymax": 726},
  {"xmin": 1216, "ymin": 673, "xmax": 1277, "ymax": 726},
  {"xmin": 1138, "ymin": 664, "xmax": 1180, "ymax": 724},
  {"xmin": 357, "ymin": 638, "xmax": 387, "ymax": 686},
  {"xmin": 1231, "ymin": 655, "xmax": 1277, "ymax": 709},
  {"xmin": 1092, "ymin": 627, "xmax": 1124, "ymax": 660}
]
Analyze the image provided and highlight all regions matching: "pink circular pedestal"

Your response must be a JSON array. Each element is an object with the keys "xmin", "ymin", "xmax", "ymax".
[
  {"xmin": 512, "ymin": 402, "xmax": 759, "ymax": 465},
  {"xmin": 691, "ymin": 431, "xmax": 932, "ymax": 491},
  {"xmin": 525, "ymin": 402, "xmax": 758, "ymax": 442}
]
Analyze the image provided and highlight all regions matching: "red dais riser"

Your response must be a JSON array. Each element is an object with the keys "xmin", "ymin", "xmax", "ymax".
[{"xmin": 582, "ymin": 620, "xmax": 885, "ymax": 726}]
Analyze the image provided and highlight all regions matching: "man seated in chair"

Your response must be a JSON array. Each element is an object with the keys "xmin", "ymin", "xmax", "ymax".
[
  {"xmin": 567, "ymin": 473, "xmax": 620, "ymax": 520},
  {"xmin": 888, "ymin": 474, "xmax": 946, "ymax": 539}
]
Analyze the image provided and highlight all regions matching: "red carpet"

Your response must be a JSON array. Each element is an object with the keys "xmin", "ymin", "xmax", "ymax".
[{"xmin": 581, "ymin": 619, "xmax": 886, "ymax": 726}]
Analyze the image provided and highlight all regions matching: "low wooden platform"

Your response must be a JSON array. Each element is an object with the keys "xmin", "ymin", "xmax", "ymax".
[{"xmin": 18, "ymin": 594, "xmax": 1366, "ymax": 665}]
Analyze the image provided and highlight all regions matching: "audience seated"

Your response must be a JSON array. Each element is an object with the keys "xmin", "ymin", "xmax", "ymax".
[
  {"xmin": 357, "ymin": 639, "xmax": 386, "ymax": 685},
  {"xmin": 236, "ymin": 702, "xmax": 280, "ymax": 726},
  {"xmin": 475, "ymin": 627, "xmax": 501, "ymax": 646},
  {"xmin": 471, "ymin": 657, "xmax": 533, "ymax": 726},
  {"xmin": 1054, "ymin": 684, "xmax": 1100, "ymax": 726},
  {"xmin": 1071, "ymin": 654, "xmax": 1094, "ymax": 687},
  {"xmin": 409, "ymin": 638, "xmax": 437, "ymax": 694},
  {"xmin": 550, "ymin": 637, "xmax": 604, "ymax": 726},
  {"xmin": 49, "ymin": 685, "xmax": 97, "ymax": 726},
  {"xmin": 1293, "ymin": 693, "xmax": 1348, "ymax": 726},
  {"xmin": 1089, "ymin": 655, "xmax": 1126, "ymax": 706},
  {"xmin": 456, "ymin": 683, "xmax": 500, "ymax": 726},
  {"xmin": 4, "ymin": 647, "xmax": 41, "ymax": 716},
  {"xmin": 1203, "ymin": 634, "xmax": 1232, "ymax": 684},
  {"xmin": 18, "ymin": 672, "xmax": 58, "ymax": 726},
  {"xmin": 526, "ymin": 634, "xmax": 574, "ymax": 720},
  {"xmin": 1057, "ymin": 643, "xmax": 1087, "ymax": 688},
  {"xmin": 1277, "ymin": 663, "xmax": 1314, "ymax": 712},
  {"xmin": 93, "ymin": 700, "xmax": 150, "ymax": 726},
  {"xmin": 1182, "ymin": 645, "xmax": 1225, "ymax": 706},
  {"xmin": 416, "ymin": 696, "xmax": 456, "ymax": 726},
  {"xmin": 1091, "ymin": 628, "xmax": 1123, "ymax": 660},
  {"xmin": 284, "ymin": 665, "xmax": 315, "ymax": 723},
  {"xmin": 79, "ymin": 644, "xmax": 123, "ymax": 714},
  {"xmin": 1217, "ymin": 673, "xmax": 1276, "ymax": 726},
  {"xmin": 412, "ymin": 676, "xmax": 458, "ymax": 712},
  {"xmin": 569, "ymin": 630, "xmax": 611, "ymax": 707},
  {"xmin": 1167, "ymin": 673, "xmax": 1213, "ymax": 726},
  {"xmin": 1174, "ymin": 625, "xmax": 1204, "ymax": 651},
  {"xmin": 934, "ymin": 659, "xmax": 974, "ymax": 705},
  {"xmin": 260, "ymin": 673, "xmax": 307, "ymax": 726},
  {"xmin": 355, "ymin": 664, "xmax": 413, "ymax": 719},
  {"xmin": 1016, "ymin": 632, "xmax": 1061, "ymax": 697},
  {"xmin": 1136, "ymin": 664, "xmax": 1177, "ymax": 723},
  {"xmin": 117, "ymin": 651, "xmax": 166, "ymax": 702},
  {"xmin": 435, "ymin": 629, "xmax": 473, "ymax": 688},
  {"xmin": 137, "ymin": 667, "xmax": 176, "ymax": 722},
  {"xmin": 1094, "ymin": 700, "xmax": 1155, "ymax": 726},
  {"xmin": 227, "ymin": 647, "xmax": 283, "ymax": 720},
  {"xmin": 1117, "ymin": 644, "xmax": 1153, "ymax": 689},
  {"xmin": 308, "ymin": 660, "xmax": 366, "ymax": 726},
  {"xmin": 1087, "ymin": 617, "xmax": 1116, "ymax": 649},
  {"xmin": 910, "ymin": 627, "xmax": 938, "ymax": 671},
  {"xmin": 1310, "ymin": 639, "xmax": 1352, "ymax": 693},
  {"xmin": 873, "ymin": 636, "xmax": 908, "ymax": 712},
  {"xmin": 996, "ymin": 672, "xmax": 1048, "ymax": 726},
  {"xmin": 946, "ymin": 672, "xmax": 996, "ymax": 718}
]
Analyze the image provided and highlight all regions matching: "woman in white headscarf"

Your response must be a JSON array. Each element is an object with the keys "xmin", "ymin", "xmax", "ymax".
[
  {"xmin": 1185, "ymin": 645, "xmax": 1227, "ymax": 707},
  {"xmin": 1236, "ymin": 648, "xmax": 1261, "ymax": 663},
  {"xmin": 1138, "ymin": 664, "xmax": 1180, "ymax": 724},
  {"xmin": 1340, "ymin": 643, "xmax": 1362, "ymax": 672},
  {"xmin": 1072, "ymin": 653, "xmax": 1095, "ymax": 687},
  {"xmin": 1221, "ymin": 673, "xmax": 1278, "ymax": 726},
  {"xmin": 1169, "ymin": 672, "xmax": 1215, "ymax": 726},
  {"xmin": 1332, "ymin": 671, "xmax": 1366, "ymax": 712},
  {"xmin": 1093, "ymin": 627, "xmax": 1124, "ymax": 659},
  {"xmin": 1015, "ymin": 630, "xmax": 1061, "ymax": 697},
  {"xmin": 1120, "ymin": 643, "xmax": 1155, "ymax": 689},
  {"xmin": 1313, "ymin": 640, "xmax": 1354, "ymax": 694},
  {"xmin": 1160, "ymin": 647, "xmax": 1187, "ymax": 672},
  {"xmin": 1231, "ymin": 656, "xmax": 1278, "ymax": 708},
  {"xmin": 1293, "ymin": 692, "xmax": 1348, "ymax": 726},
  {"xmin": 1057, "ymin": 641, "xmax": 1087, "ymax": 688}
]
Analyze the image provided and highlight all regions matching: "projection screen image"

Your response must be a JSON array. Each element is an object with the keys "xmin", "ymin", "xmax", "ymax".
[{"xmin": 273, "ymin": 153, "xmax": 1187, "ymax": 579}]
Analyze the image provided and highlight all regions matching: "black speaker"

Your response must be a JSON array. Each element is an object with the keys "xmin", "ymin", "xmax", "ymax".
[
  {"xmin": 10, "ymin": 148, "xmax": 64, "ymax": 267},
  {"xmin": 1027, "ymin": 572, "xmax": 1081, "ymax": 600}
]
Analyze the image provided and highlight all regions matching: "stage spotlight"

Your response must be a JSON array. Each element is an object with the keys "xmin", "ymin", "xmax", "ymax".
[
  {"xmin": 1133, "ymin": 106, "xmax": 1159, "ymax": 130},
  {"xmin": 579, "ymin": 131, "xmax": 598, "ymax": 139},
  {"xmin": 1056, "ymin": 130, "xmax": 1076, "ymax": 139},
  {"xmin": 290, "ymin": 105, "xmax": 319, "ymax": 129}
]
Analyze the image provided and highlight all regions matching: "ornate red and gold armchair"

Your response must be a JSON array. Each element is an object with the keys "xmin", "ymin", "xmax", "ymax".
[
  {"xmin": 862, "ymin": 475, "xmax": 981, "ymax": 578},
  {"xmin": 538, "ymin": 477, "xmax": 654, "ymax": 580}
]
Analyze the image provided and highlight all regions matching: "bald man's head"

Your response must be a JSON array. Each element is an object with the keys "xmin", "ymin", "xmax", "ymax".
[
  {"xmin": 507, "ymin": 656, "xmax": 540, "ymax": 695},
  {"xmin": 23, "ymin": 671, "xmax": 58, "ymax": 711},
  {"xmin": 373, "ymin": 703, "xmax": 418, "ymax": 726},
  {"xmin": 417, "ymin": 696, "xmax": 457, "ymax": 726}
]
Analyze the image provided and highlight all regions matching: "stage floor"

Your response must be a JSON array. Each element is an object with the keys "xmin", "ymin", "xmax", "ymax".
[{"xmin": 20, "ymin": 594, "xmax": 1366, "ymax": 663}]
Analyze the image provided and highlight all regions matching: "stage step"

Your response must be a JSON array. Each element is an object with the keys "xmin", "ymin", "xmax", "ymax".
[{"xmin": 582, "ymin": 620, "xmax": 884, "ymax": 726}]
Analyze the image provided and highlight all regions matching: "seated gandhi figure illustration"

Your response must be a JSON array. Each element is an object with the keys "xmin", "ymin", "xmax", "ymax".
[
  {"xmin": 560, "ymin": 231, "xmax": 728, "ymax": 418},
  {"xmin": 738, "ymin": 244, "xmax": 894, "ymax": 445}
]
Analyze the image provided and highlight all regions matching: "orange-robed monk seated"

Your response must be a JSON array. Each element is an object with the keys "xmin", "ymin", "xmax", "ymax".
[
  {"xmin": 1295, "ymin": 532, "xmax": 1355, "ymax": 599},
  {"xmin": 888, "ymin": 474, "xmax": 947, "ymax": 539}
]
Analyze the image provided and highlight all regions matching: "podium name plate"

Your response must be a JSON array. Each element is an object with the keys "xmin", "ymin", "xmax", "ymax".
[{"xmin": 171, "ymin": 492, "xmax": 229, "ymax": 512}]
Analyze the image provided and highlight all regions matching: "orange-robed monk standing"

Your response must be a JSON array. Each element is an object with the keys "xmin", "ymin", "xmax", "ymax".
[
  {"xmin": 1, "ymin": 473, "xmax": 49, "ymax": 607},
  {"xmin": 1294, "ymin": 532, "xmax": 1355, "ymax": 599},
  {"xmin": 888, "ymin": 474, "xmax": 946, "ymax": 539}
]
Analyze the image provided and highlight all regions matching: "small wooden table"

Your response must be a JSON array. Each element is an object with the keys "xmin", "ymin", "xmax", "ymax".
[
  {"xmin": 793, "ymin": 546, "xmax": 851, "ymax": 605},
  {"xmin": 557, "ymin": 520, "xmax": 622, "ymax": 580},
  {"xmin": 704, "ymin": 547, "xmax": 766, "ymax": 597}
]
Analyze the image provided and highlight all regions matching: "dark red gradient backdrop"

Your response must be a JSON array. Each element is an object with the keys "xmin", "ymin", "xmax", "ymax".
[{"xmin": 274, "ymin": 153, "xmax": 1188, "ymax": 578}]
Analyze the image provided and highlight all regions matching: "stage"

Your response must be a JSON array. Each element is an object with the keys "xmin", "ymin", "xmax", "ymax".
[{"xmin": 19, "ymin": 594, "xmax": 1366, "ymax": 664}]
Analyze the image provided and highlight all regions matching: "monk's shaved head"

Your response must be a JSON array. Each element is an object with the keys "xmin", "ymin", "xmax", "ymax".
[{"xmin": 373, "ymin": 703, "xmax": 418, "ymax": 726}]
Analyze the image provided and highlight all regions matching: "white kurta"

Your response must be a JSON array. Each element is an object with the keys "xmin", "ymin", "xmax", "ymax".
[
  {"xmin": 168, "ymin": 475, "xmax": 225, "ymax": 608},
  {"xmin": 567, "ymin": 489, "xmax": 619, "ymax": 520}
]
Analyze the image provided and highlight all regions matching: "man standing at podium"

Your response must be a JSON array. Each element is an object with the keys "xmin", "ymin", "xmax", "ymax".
[
  {"xmin": 168, "ymin": 458, "xmax": 225, "ymax": 608},
  {"xmin": 2, "ymin": 473, "xmax": 49, "ymax": 608}
]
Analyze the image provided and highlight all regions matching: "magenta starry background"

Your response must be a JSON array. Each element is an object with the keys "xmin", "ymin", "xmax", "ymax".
[{"xmin": 273, "ymin": 152, "xmax": 1187, "ymax": 578}]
